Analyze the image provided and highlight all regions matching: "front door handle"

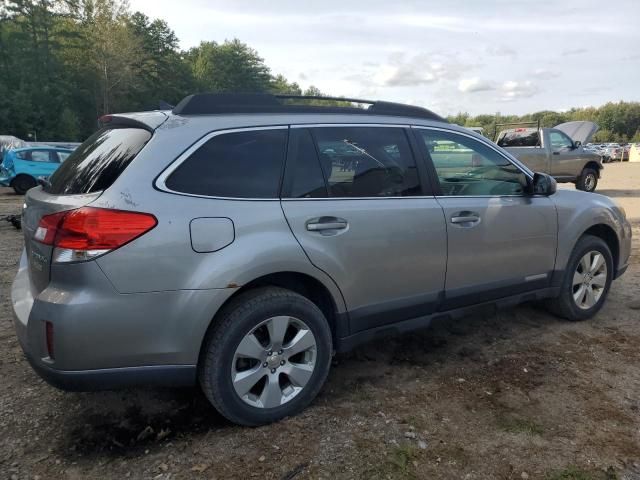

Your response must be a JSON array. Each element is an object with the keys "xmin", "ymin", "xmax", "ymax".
[
  {"xmin": 306, "ymin": 217, "xmax": 348, "ymax": 232},
  {"xmin": 450, "ymin": 211, "xmax": 481, "ymax": 227}
]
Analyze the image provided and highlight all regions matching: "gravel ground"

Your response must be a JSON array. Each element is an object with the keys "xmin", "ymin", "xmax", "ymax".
[{"xmin": 1, "ymin": 163, "xmax": 639, "ymax": 480}]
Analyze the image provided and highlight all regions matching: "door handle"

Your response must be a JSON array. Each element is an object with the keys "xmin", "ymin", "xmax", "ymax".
[
  {"xmin": 450, "ymin": 211, "xmax": 481, "ymax": 226},
  {"xmin": 306, "ymin": 217, "xmax": 348, "ymax": 232},
  {"xmin": 553, "ymin": 151, "xmax": 560, "ymax": 155}
]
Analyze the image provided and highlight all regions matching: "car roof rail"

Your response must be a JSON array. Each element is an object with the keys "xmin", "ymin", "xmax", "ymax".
[{"xmin": 171, "ymin": 93, "xmax": 447, "ymax": 122}]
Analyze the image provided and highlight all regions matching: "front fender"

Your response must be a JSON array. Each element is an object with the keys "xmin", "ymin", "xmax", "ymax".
[{"xmin": 552, "ymin": 190, "xmax": 631, "ymax": 277}]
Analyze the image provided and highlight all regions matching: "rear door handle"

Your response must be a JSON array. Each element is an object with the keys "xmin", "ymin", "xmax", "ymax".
[
  {"xmin": 306, "ymin": 217, "xmax": 348, "ymax": 232},
  {"xmin": 450, "ymin": 211, "xmax": 481, "ymax": 226}
]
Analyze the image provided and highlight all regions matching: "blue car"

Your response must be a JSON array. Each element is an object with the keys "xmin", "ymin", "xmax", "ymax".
[{"xmin": 0, "ymin": 147, "xmax": 73, "ymax": 194}]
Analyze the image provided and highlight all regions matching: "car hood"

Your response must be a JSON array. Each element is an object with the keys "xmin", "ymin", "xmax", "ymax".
[{"xmin": 554, "ymin": 121, "xmax": 599, "ymax": 144}]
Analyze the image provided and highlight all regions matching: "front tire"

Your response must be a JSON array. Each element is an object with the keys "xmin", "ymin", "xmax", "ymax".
[
  {"xmin": 547, "ymin": 235, "xmax": 613, "ymax": 321},
  {"xmin": 576, "ymin": 168, "xmax": 598, "ymax": 192},
  {"xmin": 11, "ymin": 175, "xmax": 37, "ymax": 195},
  {"xmin": 199, "ymin": 287, "xmax": 332, "ymax": 426}
]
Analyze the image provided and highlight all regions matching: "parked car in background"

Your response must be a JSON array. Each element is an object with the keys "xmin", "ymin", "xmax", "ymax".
[
  {"xmin": 608, "ymin": 145, "xmax": 629, "ymax": 162},
  {"xmin": 0, "ymin": 147, "xmax": 73, "ymax": 194},
  {"xmin": 495, "ymin": 121, "xmax": 603, "ymax": 191},
  {"xmin": 583, "ymin": 144, "xmax": 606, "ymax": 160},
  {"xmin": 11, "ymin": 94, "xmax": 631, "ymax": 426}
]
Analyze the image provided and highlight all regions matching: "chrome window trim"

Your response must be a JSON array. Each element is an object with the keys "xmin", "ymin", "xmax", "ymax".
[
  {"xmin": 155, "ymin": 122, "xmax": 537, "ymax": 201},
  {"xmin": 411, "ymin": 125, "xmax": 535, "ymax": 180},
  {"xmin": 291, "ymin": 123, "xmax": 410, "ymax": 129},
  {"xmin": 155, "ymin": 125, "xmax": 288, "ymax": 201},
  {"xmin": 281, "ymin": 196, "xmax": 437, "ymax": 201}
]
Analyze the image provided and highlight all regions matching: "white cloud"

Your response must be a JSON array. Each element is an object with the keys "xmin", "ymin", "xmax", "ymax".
[
  {"xmin": 374, "ymin": 64, "xmax": 437, "ymax": 87},
  {"xmin": 128, "ymin": 0, "xmax": 640, "ymax": 115},
  {"xmin": 562, "ymin": 47, "xmax": 588, "ymax": 56},
  {"xmin": 387, "ymin": 14, "xmax": 622, "ymax": 35},
  {"xmin": 373, "ymin": 53, "xmax": 474, "ymax": 87},
  {"xmin": 486, "ymin": 45, "xmax": 517, "ymax": 57},
  {"xmin": 501, "ymin": 80, "xmax": 540, "ymax": 101},
  {"xmin": 531, "ymin": 69, "xmax": 561, "ymax": 79},
  {"xmin": 458, "ymin": 78, "xmax": 494, "ymax": 93}
]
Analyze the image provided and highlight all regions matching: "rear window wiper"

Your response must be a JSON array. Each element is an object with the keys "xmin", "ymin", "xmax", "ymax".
[{"xmin": 37, "ymin": 176, "xmax": 51, "ymax": 190}]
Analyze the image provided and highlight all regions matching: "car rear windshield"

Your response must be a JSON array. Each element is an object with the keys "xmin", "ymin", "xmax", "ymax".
[
  {"xmin": 497, "ymin": 129, "xmax": 540, "ymax": 147},
  {"xmin": 46, "ymin": 127, "xmax": 151, "ymax": 195}
]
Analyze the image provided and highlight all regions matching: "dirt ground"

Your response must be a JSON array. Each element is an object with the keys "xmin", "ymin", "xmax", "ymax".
[{"xmin": 1, "ymin": 163, "xmax": 639, "ymax": 480}]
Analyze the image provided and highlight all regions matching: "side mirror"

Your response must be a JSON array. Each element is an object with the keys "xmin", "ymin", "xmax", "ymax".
[
  {"xmin": 529, "ymin": 172, "xmax": 557, "ymax": 196},
  {"xmin": 573, "ymin": 140, "xmax": 582, "ymax": 149}
]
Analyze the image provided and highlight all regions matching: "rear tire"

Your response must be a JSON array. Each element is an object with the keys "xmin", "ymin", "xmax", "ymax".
[
  {"xmin": 575, "ymin": 168, "xmax": 598, "ymax": 192},
  {"xmin": 11, "ymin": 175, "xmax": 37, "ymax": 195},
  {"xmin": 199, "ymin": 286, "xmax": 332, "ymax": 426},
  {"xmin": 547, "ymin": 235, "xmax": 613, "ymax": 321}
]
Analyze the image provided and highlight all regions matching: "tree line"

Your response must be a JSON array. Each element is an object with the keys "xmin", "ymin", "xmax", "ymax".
[
  {"xmin": 1, "ymin": 0, "xmax": 639, "ymax": 143},
  {"xmin": 449, "ymin": 102, "xmax": 640, "ymax": 143},
  {"xmin": 0, "ymin": 0, "xmax": 320, "ymax": 141}
]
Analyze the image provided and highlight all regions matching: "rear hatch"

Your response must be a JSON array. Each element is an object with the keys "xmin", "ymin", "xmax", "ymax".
[
  {"xmin": 22, "ymin": 123, "xmax": 155, "ymax": 295},
  {"xmin": 23, "ymin": 189, "xmax": 103, "ymax": 293}
]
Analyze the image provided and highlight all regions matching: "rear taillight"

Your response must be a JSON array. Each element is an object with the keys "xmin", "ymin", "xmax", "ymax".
[{"xmin": 34, "ymin": 207, "xmax": 157, "ymax": 263}]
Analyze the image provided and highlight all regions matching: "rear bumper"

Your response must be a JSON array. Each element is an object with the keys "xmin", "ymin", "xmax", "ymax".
[
  {"xmin": 12, "ymin": 250, "xmax": 236, "ymax": 390},
  {"xmin": 21, "ymin": 349, "xmax": 196, "ymax": 391}
]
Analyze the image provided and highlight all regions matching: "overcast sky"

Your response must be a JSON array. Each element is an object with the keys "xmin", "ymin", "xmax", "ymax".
[{"xmin": 129, "ymin": 0, "xmax": 639, "ymax": 116}]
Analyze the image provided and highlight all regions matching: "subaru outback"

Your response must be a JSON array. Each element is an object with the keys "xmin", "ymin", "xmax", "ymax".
[{"xmin": 11, "ymin": 94, "xmax": 632, "ymax": 426}]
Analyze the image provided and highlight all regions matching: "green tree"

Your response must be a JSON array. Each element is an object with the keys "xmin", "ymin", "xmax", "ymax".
[
  {"xmin": 58, "ymin": 107, "xmax": 80, "ymax": 139},
  {"xmin": 270, "ymin": 74, "xmax": 302, "ymax": 95},
  {"xmin": 80, "ymin": 0, "xmax": 143, "ymax": 114},
  {"xmin": 1, "ymin": 0, "xmax": 638, "ymax": 144},
  {"xmin": 127, "ymin": 12, "xmax": 193, "ymax": 109},
  {"xmin": 186, "ymin": 39, "xmax": 272, "ymax": 93}
]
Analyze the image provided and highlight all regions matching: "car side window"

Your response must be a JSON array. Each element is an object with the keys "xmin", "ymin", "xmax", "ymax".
[
  {"xmin": 57, "ymin": 152, "xmax": 71, "ymax": 162},
  {"xmin": 549, "ymin": 131, "xmax": 573, "ymax": 150},
  {"xmin": 30, "ymin": 151, "xmax": 51, "ymax": 162},
  {"xmin": 287, "ymin": 129, "xmax": 328, "ymax": 198},
  {"xmin": 165, "ymin": 128, "xmax": 287, "ymax": 198},
  {"xmin": 418, "ymin": 129, "xmax": 528, "ymax": 196},
  {"xmin": 310, "ymin": 127, "xmax": 421, "ymax": 197}
]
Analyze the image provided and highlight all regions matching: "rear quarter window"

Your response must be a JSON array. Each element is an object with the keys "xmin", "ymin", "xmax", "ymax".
[
  {"xmin": 46, "ymin": 127, "xmax": 151, "ymax": 195},
  {"xmin": 164, "ymin": 128, "xmax": 288, "ymax": 198}
]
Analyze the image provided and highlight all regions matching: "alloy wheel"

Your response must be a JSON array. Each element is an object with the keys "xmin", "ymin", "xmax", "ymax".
[
  {"xmin": 572, "ymin": 250, "xmax": 608, "ymax": 310},
  {"xmin": 231, "ymin": 316, "xmax": 317, "ymax": 408}
]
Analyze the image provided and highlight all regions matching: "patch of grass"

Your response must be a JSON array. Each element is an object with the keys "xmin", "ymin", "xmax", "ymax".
[
  {"xmin": 546, "ymin": 467, "xmax": 594, "ymax": 480},
  {"xmin": 388, "ymin": 444, "xmax": 418, "ymax": 476},
  {"xmin": 545, "ymin": 466, "xmax": 618, "ymax": 480},
  {"xmin": 497, "ymin": 415, "xmax": 544, "ymax": 435}
]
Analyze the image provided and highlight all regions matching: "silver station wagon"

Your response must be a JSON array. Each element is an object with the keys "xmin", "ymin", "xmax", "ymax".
[{"xmin": 12, "ymin": 94, "xmax": 631, "ymax": 426}]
